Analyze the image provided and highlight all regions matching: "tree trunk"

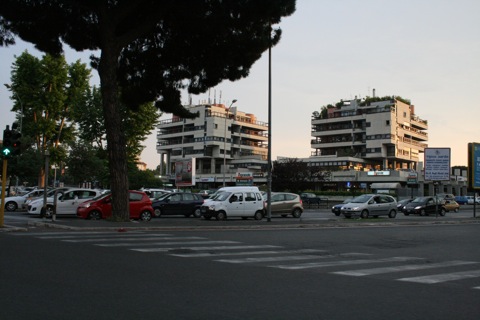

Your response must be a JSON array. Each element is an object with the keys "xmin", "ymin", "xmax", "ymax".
[{"xmin": 98, "ymin": 45, "xmax": 130, "ymax": 221}]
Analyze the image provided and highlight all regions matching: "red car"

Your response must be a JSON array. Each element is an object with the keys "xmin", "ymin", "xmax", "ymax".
[{"xmin": 76, "ymin": 190, "xmax": 154, "ymax": 221}]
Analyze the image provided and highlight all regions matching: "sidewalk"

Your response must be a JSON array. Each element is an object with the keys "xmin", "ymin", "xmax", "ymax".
[{"xmin": 2, "ymin": 215, "xmax": 479, "ymax": 232}]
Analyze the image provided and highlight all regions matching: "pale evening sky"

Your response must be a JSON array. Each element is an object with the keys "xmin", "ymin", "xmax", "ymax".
[{"xmin": 1, "ymin": 0, "xmax": 479, "ymax": 169}]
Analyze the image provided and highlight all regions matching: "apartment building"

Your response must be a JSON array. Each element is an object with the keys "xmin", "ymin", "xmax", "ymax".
[
  {"xmin": 310, "ymin": 96, "xmax": 428, "ymax": 171},
  {"xmin": 156, "ymin": 103, "xmax": 268, "ymax": 188}
]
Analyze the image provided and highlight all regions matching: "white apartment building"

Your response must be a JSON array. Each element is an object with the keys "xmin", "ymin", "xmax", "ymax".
[
  {"xmin": 310, "ymin": 96, "xmax": 428, "ymax": 171},
  {"xmin": 156, "ymin": 103, "xmax": 268, "ymax": 188}
]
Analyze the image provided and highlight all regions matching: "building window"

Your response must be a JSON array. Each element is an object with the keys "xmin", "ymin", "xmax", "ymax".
[
  {"xmin": 215, "ymin": 124, "xmax": 218, "ymax": 129},
  {"xmin": 386, "ymin": 120, "xmax": 390, "ymax": 126},
  {"xmin": 403, "ymin": 112, "xmax": 407, "ymax": 118}
]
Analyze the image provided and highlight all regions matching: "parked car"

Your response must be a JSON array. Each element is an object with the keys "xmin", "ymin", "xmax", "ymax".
[
  {"xmin": 300, "ymin": 192, "xmax": 323, "ymax": 205},
  {"xmin": 263, "ymin": 192, "xmax": 303, "ymax": 218},
  {"xmin": 403, "ymin": 196, "xmax": 446, "ymax": 216},
  {"xmin": 77, "ymin": 190, "xmax": 154, "ymax": 221},
  {"xmin": 340, "ymin": 194, "xmax": 397, "ymax": 219},
  {"xmin": 201, "ymin": 187, "xmax": 265, "ymax": 220},
  {"xmin": 443, "ymin": 199, "xmax": 460, "ymax": 212},
  {"xmin": 151, "ymin": 192, "xmax": 204, "ymax": 218},
  {"xmin": 397, "ymin": 199, "xmax": 414, "ymax": 213},
  {"xmin": 28, "ymin": 188, "xmax": 103, "ymax": 217},
  {"xmin": 331, "ymin": 199, "xmax": 352, "ymax": 216},
  {"xmin": 140, "ymin": 188, "xmax": 171, "ymax": 200},
  {"xmin": 1, "ymin": 189, "xmax": 47, "ymax": 212},
  {"xmin": 455, "ymin": 196, "xmax": 469, "ymax": 205}
]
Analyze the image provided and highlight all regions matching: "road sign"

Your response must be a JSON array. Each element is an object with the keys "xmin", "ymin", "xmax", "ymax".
[{"xmin": 424, "ymin": 148, "xmax": 451, "ymax": 181}]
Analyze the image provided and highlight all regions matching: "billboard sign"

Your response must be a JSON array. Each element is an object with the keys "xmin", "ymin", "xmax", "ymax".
[
  {"xmin": 175, "ymin": 158, "xmax": 196, "ymax": 187},
  {"xmin": 424, "ymin": 148, "xmax": 450, "ymax": 181},
  {"xmin": 468, "ymin": 143, "xmax": 480, "ymax": 189}
]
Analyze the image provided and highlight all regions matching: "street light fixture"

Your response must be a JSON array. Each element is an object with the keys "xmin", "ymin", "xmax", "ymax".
[
  {"xmin": 223, "ymin": 99, "xmax": 237, "ymax": 187},
  {"xmin": 4, "ymin": 83, "xmax": 24, "ymax": 134}
]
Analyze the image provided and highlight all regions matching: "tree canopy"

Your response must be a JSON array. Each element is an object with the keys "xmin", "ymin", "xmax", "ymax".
[{"xmin": 1, "ymin": 0, "xmax": 296, "ymax": 220}]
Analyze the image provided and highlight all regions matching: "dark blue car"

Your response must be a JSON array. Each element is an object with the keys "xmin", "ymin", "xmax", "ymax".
[{"xmin": 455, "ymin": 196, "xmax": 468, "ymax": 205}]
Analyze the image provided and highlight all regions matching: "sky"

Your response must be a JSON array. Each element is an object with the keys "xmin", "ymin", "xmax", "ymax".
[{"xmin": 1, "ymin": 0, "xmax": 479, "ymax": 169}]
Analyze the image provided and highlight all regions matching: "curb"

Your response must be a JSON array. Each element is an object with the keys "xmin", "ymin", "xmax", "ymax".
[{"xmin": 24, "ymin": 218, "xmax": 480, "ymax": 232}]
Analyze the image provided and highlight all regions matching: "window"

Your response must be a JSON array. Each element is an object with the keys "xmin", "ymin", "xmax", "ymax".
[
  {"xmin": 129, "ymin": 192, "xmax": 143, "ymax": 201},
  {"xmin": 386, "ymin": 120, "xmax": 390, "ymax": 126},
  {"xmin": 245, "ymin": 192, "xmax": 256, "ymax": 201}
]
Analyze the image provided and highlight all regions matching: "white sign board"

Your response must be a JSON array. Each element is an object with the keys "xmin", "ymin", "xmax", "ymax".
[{"xmin": 424, "ymin": 148, "xmax": 451, "ymax": 181}]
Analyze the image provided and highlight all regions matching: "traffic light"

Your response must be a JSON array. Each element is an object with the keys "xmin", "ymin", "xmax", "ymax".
[
  {"xmin": 1, "ymin": 127, "xmax": 13, "ymax": 158},
  {"xmin": 11, "ymin": 130, "xmax": 22, "ymax": 156}
]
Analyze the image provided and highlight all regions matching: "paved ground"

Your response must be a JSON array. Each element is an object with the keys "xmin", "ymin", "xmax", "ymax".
[{"xmin": 2, "ymin": 207, "xmax": 479, "ymax": 232}]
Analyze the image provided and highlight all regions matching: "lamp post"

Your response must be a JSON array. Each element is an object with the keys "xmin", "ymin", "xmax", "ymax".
[
  {"xmin": 4, "ymin": 83, "xmax": 24, "ymax": 134},
  {"xmin": 223, "ymin": 99, "xmax": 237, "ymax": 187}
]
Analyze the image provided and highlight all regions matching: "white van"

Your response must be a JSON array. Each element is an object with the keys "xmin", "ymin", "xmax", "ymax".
[{"xmin": 200, "ymin": 186, "xmax": 264, "ymax": 220}]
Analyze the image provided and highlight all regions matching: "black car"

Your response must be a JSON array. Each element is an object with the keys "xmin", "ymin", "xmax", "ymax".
[
  {"xmin": 396, "ymin": 199, "xmax": 413, "ymax": 213},
  {"xmin": 300, "ymin": 193, "xmax": 323, "ymax": 205},
  {"xmin": 331, "ymin": 199, "xmax": 352, "ymax": 216},
  {"xmin": 151, "ymin": 192, "xmax": 204, "ymax": 218},
  {"xmin": 403, "ymin": 196, "xmax": 446, "ymax": 216}
]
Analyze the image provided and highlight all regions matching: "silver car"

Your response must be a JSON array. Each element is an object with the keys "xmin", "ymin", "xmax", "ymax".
[{"xmin": 340, "ymin": 194, "xmax": 397, "ymax": 219}]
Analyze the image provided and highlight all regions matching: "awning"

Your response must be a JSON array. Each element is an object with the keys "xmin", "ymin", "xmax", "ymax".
[{"xmin": 370, "ymin": 182, "xmax": 401, "ymax": 189}]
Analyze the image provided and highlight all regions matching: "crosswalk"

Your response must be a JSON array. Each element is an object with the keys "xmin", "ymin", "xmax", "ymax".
[{"xmin": 13, "ymin": 231, "xmax": 480, "ymax": 290}]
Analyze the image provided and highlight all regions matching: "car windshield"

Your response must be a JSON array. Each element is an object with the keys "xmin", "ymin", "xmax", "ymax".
[
  {"xmin": 412, "ymin": 197, "xmax": 428, "ymax": 203},
  {"xmin": 211, "ymin": 191, "xmax": 231, "ymax": 201},
  {"xmin": 154, "ymin": 193, "xmax": 171, "ymax": 201},
  {"xmin": 350, "ymin": 195, "xmax": 372, "ymax": 203},
  {"xmin": 90, "ymin": 191, "xmax": 111, "ymax": 201}
]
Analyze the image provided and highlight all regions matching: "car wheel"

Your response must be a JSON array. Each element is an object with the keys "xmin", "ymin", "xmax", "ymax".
[
  {"xmin": 5, "ymin": 201, "xmax": 17, "ymax": 212},
  {"xmin": 360, "ymin": 210, "xmax": 369, "ymax": 219},
  {"xmin": 388, "ymin": 209, "xmax": 397, "ymax": 218},
  {"xmin": 41, "ymin": 205, "xmax": 54, "ymax": 218},
  {"xmin": 419, "ymin": 209, "xmax": 426, "ymax": 216},
  {"xmin": 291, "ymin": 208, "xmax": 302, "ymax": 218},
  {"xmin": 439, "ymin": 208, "xmax": 446, "ymax": 216},
  {"xmin": 334, "ymin": 212, "xmax": 341, "ymax": 216},
  {"xmin": 254, "ymin": 210, "xmax": 264, "ymax": 220},
  {"xmin": 216, "ymin": 211, "xmax": 226, "ymax": 221},
  {"xmin": 153, "ymin": 208, "xmax": 162, "ymax": 217},
  {"xmin": 88, "ymin": 210, "xmax": 102, "ymax": 220},
  {"xmin": 454, "ymin": 208, "xmax": 459, "ymax": 213},
  {"xmin": 193, "ymin": 208, "xmax": 202, "ymax": 218},
  {"xmin": 139, "ymin": 210, "xmax": 152, "ymax": 221}
]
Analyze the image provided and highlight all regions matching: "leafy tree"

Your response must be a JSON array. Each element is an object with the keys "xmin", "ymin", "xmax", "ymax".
[
  {"xmin": 8, "ymin": 51, "xmax": 91, "ymax": 186},
  {"xmin": 272, "ymin": 158, "xmax": 309, "ymax": 193},
  {"xmin": 73, "ymin": 87, "xmax": 159, "ymax": 162},
  {"xmin": 1, "ymin": 0, "xmax": 296, "ymax": 220},
  {"xmin": 65, "ymin": 141, "xmax": 108, "ymax": 187}
]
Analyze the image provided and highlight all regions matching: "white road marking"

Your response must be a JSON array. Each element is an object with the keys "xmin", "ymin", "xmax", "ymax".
[
  {"xmin": 273, "ymin": 256, "xmax": 423, "ymax": 270},
  {"xmin": 398, "ymin": 269, "xmax": 480, "ymax": 284},
  {"xmin": 96, "ymin": 239, "xmax": 232, "ymax": 247},
  {"xmin": 171, "ymin": 249, "xmax": 325, "ymax": 258},
  {"xmin": 332, "ymin": 260, "xmax": 479, "ymax": 276},
  {"xmin": 132, "ymin": 245, "xmax": 281, "ymax": 253}
]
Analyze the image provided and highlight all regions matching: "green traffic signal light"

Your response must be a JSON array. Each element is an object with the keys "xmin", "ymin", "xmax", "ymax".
[{"xmin": 2, "ymin": 146, "xmax": 12, "ymax": 157}]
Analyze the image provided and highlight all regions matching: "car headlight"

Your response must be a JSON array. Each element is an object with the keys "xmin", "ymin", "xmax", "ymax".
[{"xmin": 414, "ymin": 206, "xmax": 422, "ymax": 210}]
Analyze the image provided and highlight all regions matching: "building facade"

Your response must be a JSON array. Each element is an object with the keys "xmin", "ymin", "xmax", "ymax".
[
  {"xmin": 310, "ymin": 96, "xmax": 428, "ymax": 171},
  {"xmin": 156, "ymin": 103, "xmax": 268, "ymax": 188},
  {"xmin": 298, "ymin": 95, "xmax": 467, "ymax": 197}
]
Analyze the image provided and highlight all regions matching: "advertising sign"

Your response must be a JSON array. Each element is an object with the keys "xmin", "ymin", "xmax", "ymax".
[
  {"xmin": 424, "ymin": 148, "xmax": 450, "ymax": 181},
  {"xmin": 175, "ymin": 158, "xmax": 196, "ymax": 187},
  {"xmin": 468, "ymin": 143, "xmax": 480, "ymax": 189},
  {"xmin": 235, "ymin": 172, "xmax": 253, "ymax": 186}
]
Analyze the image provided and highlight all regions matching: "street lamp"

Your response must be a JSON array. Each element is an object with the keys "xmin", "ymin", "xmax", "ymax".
[
  {"xmin": 223, "ymin": 99, "xmax": 237, "ymax": 187},
  {"xmin": 4, "ymin": 83, "xmax": 24, "ymax": 133}
]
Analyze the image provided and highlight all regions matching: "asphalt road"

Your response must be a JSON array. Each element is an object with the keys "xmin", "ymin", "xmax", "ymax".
[{"xmin": 1, "ymin": 220, "xmax": 480, "ymax": 320}]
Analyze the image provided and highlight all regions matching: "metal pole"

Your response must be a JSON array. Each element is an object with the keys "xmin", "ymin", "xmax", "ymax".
[
  {"xmin": 0, "ymin": 159, "xmax": 8, "ymax": 227},
  {"xmin": 267, "ymin": 32, "xmax": 272, "ymax": 222},
  {"xmin": 223, "ymin": 100, "xmax": 237, "ymax": 187},
  {"xmin": 42, "ymin": 150, "xmax": 50, "ymax": 219}
]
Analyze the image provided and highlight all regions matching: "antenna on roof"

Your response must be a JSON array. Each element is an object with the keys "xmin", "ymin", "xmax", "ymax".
[
  {"xmin": 214, "ymin": 89, "xmax": 216, "ymax": 104},
  {"xmin": 208, "ymin": 89, "xmax": 211, "ymax": 104},
  {"xmin": 219, "ymin": 90, "xmax": 222, "ymax": 104}
]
